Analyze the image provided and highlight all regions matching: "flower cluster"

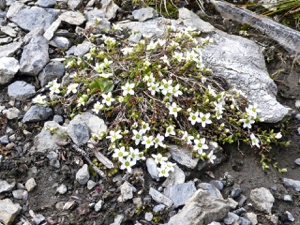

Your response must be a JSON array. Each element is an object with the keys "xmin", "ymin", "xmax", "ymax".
[{"xmin": 38, "ymin": 24, "xmax": 287, "ymax": 177}]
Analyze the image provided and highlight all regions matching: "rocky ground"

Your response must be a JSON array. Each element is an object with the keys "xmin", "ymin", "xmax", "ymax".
[{"xmin": 1, "ymin": 0, "xmax": 300, "ymax": 225}]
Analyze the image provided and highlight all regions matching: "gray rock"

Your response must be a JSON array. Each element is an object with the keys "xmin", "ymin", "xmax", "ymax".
[
  {"xmin": 110, "ymin": 214, "xmax": 124, "ymax": 225},
  {"xmin": 49, "ymin": 36, "xmax": 71, "ymax": 49},
  {"xmin": 87, "ymin": 180, "xmax": 97, "ymax": 190},
  {"xmin": 153, "ymin": 204, "xmax": 165, "ymax": 212},
  {"xmin": 283, "ymin": 177, "xmax": 300, "ymax": 191},
  {"xmin": 22, "ymin": 105, "xmax": 53, "ymax": 123},
  {"xmin": 94, "ymin": 199, "xmax": 103, "ymax": 212},
  {"xmin": 100, "ymin": 0, "xmax": 119, "ymax": 20},
  {"xmin": 56, "ymin": 184, "xmax": 67, "ymax": 194},
  {"xmin": 2, "ymin": 107, "xmax": 20, "ymax": 120},
  {"xmin": 1, "ymin": 25, "xmax": 17, "ymax": 37},
  {"xmin": 208, "ymin": 222, "xmax": 221, "ymax": 225},
  {"xmin": 85, "ymin": 8, "xmax": 104, "ymax": 22},
  {"xmin": 198, "ymin": 183, "xmax": 223, "ymax": 198},
  {"xmin": 0, "ymin": 37, "xmax": 13, "ymax": 45},
  {"xmin": 43, "ymin": 18, "xmax": 61, "ymax": 40},
  {"xmin": 74, "ymin": 41, "xmax": 94, "ymax": 56},
  {"xmin": 12, "ymin": 189, "xmax": 28, "ymax": 200},
  {"xmin": 231, "ymin": 187, "xmax": 242, "ymax": 198},
  {"xmin": 8, "ymin": 81, "xmax": 36, "ymax": 101},
  {"xmin": 250, "ymin": 187, "xmax": 274, "ymax": 214},
  {"xmin": 67, "ymin": 121, "xmax": 90, "ymax": 146},
  {"xmin": 120, "ymin": 181, "xmax": 136, "ymax": 201},
  {"xmin": 49, "ymin": 159, "xmax": 60, "ymax": 168},
  {"xmin": 146, "ymin": 158, "xmax": 158, "ymax": 179},
  {"xmin": 0, "ymin": 57, "xmax": 19, "ymax": 84},
  {"xmin": 68, "ymin": 0, "xmax": 81, "ymax": 10},
  {"xmin": 239, "ymin": 217, "xmax": 251, "ymax": 225},
  {"xmin": 169, "ymin": 145, "xmax": 199, "ymax": 169},
  {"xmin": 36, "ymin": 0, "xmax": 56, "ymax": 7},
  {"xmin": 223, "ymin": 212, "xmax": 239, "ymax": 224},
  {"xmin": 32, "ymin": 214, "xmax": 45, "ymax": 225},
  {"xmin": 76, "ymin": 164, "xmax": 90, "ymax": 185},
  {"xmin": 295, "ymin": 158, "xmax": 300, "ymax": 166},
  {"xmin": 285, "ymin": 211, "xmax": 294, "ymax": 222},
  {"xmin": 20, "ymin": 35, "xmax": 49, "ymax": 75},
  {"xmin": 132, "ymin": 7, "xmax": 158, "ymax": 22},
  {"xmin": 0, "ymin": 135, "xmax": 9, "ymax": 144},
  {"xmin": 237, "ymin": 194, "xmax": 247, "ymax": 207},
  {"xmin": 168, "ymin": 189, "xmax": 238, "ymax": 225},
  {"xmin": 283, "ymin": 194, "xmax": 292, "ymax": 202},
  {"xmin": 0, "ymin": 41, "xmax": 22, "ymax": 58},
  {"xmin": 38, "ymin": 61, "xmax": 65, "ymax": 87},
  {"xmin": 47, "ymin": 151, "xmax": 58, "ymax": 160},
  {"xmin": 162, "ymin": 164, "xmax": 185, "ymax": 187},
  {"xmin": 33, "ymin": 121, "xmax": 68, "ymax": 153},
  {"xmin": 53, "ymin": 115, "xmax": 64, "ymax": 124},
  {"xmin": 149, "ymin": 187, "xmax": 173, "ymax": 207},
  {"xmin": 0, "ymin": 180, "xmax": 15, "ymax": 193},
  {"xmin": 0, "ymin": 0, "xmax": 6, "ymax": 10},
  {"xmin": 0, "ymin": 198, "xmax": 21, "ymax": 225},
  {"xmin": 210, "ymin": 180, "xmax": 224, "ymax": 191},
  {"xmin": 145, "ymin": 212, "xmax": 153, "ymax": 221},
  {"xmin": 25, "ymin": 178, "xmax": 37, "ymax": 192},
  {"xmin": 212, "ymin": 0, "xmax": 300, "ymax": 55},
  {"xmin": 164, "ymin": 181, "xmax": 197, "ymax": 208},
  {"xmin": 7, "ymin": 2, "xmax": 56, "ymax": 31},
  {"xmin": 59, "ymin": 11, "xmax": 86, "ymax": 25}
]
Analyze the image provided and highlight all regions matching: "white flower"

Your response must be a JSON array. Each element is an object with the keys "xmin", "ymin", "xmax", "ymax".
[
  {"xmin": 98, "ymin": 72, "xmax": 113, "ymax": 78},
  {"xmin": 120, "ymin": 156, "xmax": 136, "ymax": 173},
  {"xmin": 199, "ymin": 112, "xmax": 212, "ymax": 127},
  {"xmin": 181, "ymin": 131, "xmax": 194, "ymax": 145},
  {"xmin": 121, "ymin": 47, "xmax": 134, "ymax": 56},
  {"xmin": 250, "ymin": 133, "xmax": 260, "ymax": 148},
  {"xmin": 160, "ymin": 79, "xmax": 173, "ymax": 96},
  {"xmin": 66, "ymin": 83, "xmax": 79, "ymax": 95},
  {"xmin": 146, "ymin": 40, "xmax": 157, "ymax": 51},
  {"xmin": 168, "ymin": 102, "xmax": 182, "ymax": 118},
  {"xmin": 121, "ymin": 82, "xmax": 135, "ymax": 96},
  {"xmin": 153, "ymin": 133, "xmax": 165, "ymax": 148},
  {"xmin": 152, "ymin": 153, "xmax": 168, "ymax": 164},
  {"xmin": 48, "ymin": 79, "xmax": 61, "ymax": 94},
  {"xmin": 246, "ymin": 103, "xmax": 261, "ymax": 118},
  {"xmin": 142, "ymin": 135, "xmax": 154, "ymax": 149},
  {"xmin": 143, "ymin": 73, "xmax": 156, "ymax": 86},
  {"xmin": 188, "ymin": 111, "xmax": 200, "ymax": 125},
  {"xmin": 77, "ymin": 94, "xmax": 88, "ymax": 107},
  {"xmin": 171, "ymin": 84, "xmax": 183, "ymax": 97},
  {"xmin": 140, "ymin": 121, "xmax": 150, "ymax": 134},
  {"xmin": 169, "ymin": 40, "xmax": 180, "ymax": 49},
  {"xmin": 240, "ymin": 116, "xmax": 255, "ymax": 129},
  {"xmin": 157, "ymin": 164, "xmax": 170, "ymax": 177},
  {"xmin": 164, "ymin": 161, "xmax": 176, "ymax": 172},
  {"xmin": 207, "ymin": 85, "xmax": 217, "ymax": 97},
  {"xmin": 103, "ymin": 58, "xmax": 113, "ymax": 68},
  {"xmin": 157, "ymin": 39, "xmax": 166, "ymax": 46},
  {"xmin": 112, "ymin": 24, "xmax": 123, "ymax": 31},
  {"xmin": 92, "ymin": 101, "xmax": 104, "ymax": 114},
  {"xmin": 112, "ymin": 146, "xmax": 129, "ymax": 160},
  {"xmin": 207, "ymin": 151, "xmax": 217, "ymax": 164},
  {"xmin": 106, "ymin": 130, "xmax": 122, "ymax": 142},
  {"xmin": 129, "ymin": 147, "xmax": 145, "ymax": 163},
  {"xmin": 32, "ymin": 94, "xmax": 47, "ymax": 106},
  {"xmin": 95, "ymin": 62, "xmax": 105, "ymax": 73},
  {"xmin": 173, "ymin": 51, "xmax": 184, "ymax": 62},
  {"xmin": 102, "ymin": 92, "xmax": 115, "ymax": 106},
  {"xmin": 148, "ymin": 82, "xmax": 160, "ymax": 96},
  {"xmin": 132, "ymin": 129, "xmax": 143, "ymax": 145},
  {"xmin": 193, "ymin": 138, "xmax": 208, "ymax": 154},
  {"xmin": 185, "ymin": 50, "xmax": 198, "ymax": 62},
  {"xmin": 201, "ymin": 36, "xmax": 213, "ymax": 45},
  {"xmin": 275, "ymin": 132, "xmax": 282, "ymax": 139},
  {"xmin": 103, "ymin": 36, "xmax": 116, "ymax": 46},
  {"xmin": 214, "ymin": 101, "xmax": 224, "ymax": 120},
  {"xmin": 165, "ymin": 125, "xmax": 175, "ymax": 137},
  {"xmin": 160, "ymin": 55, "xmax": 170, "ymax": 66}
]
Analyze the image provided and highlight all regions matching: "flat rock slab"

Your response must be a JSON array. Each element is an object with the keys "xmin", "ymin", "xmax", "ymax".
[
  {"xmin": 250, "ymin": 187, "xmax": 274, "ymax": 214},
  {"xmin": 0, "ymin": 42, "xmax": 22, "ymax": 58},
  {"xmin": 0, "ymin": 57, "xmax": 19, "ymax": 85},
  {"xmin": 22, "ymin": 105, "xmax": 53, "ymax": 123},
  {"xmin": 8, "ymin": 81, "xmax": 36, "ymax": 101}
]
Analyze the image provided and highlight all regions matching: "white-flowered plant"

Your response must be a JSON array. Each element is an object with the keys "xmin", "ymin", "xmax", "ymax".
[{"xmin": 56, "ymin": 24, "xmax": 288, "ymax": 178}]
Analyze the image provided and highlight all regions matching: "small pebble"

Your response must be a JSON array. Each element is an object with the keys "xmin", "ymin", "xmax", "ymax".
[
  {"xmin": 87, "ymin": 180, "xmax": 97, "ymax": 190},
  {"xmin": 231, "ymin": 187, "xmax": 242, "ymax": 198},
  {"xmin": 145, "ymin": 212, "xmax": 153, "ymax": 221},
  {"xmin": 283, "ymin": 194, "xmax": 292, "ymax": 202},
  {"xmin": 57, "ymin": 184, "xmax": 67, "ymax": 194},
  {"xmin": 94, "ymin": 199, "xmax": 103, "ymax": 212},
  {"xmin": 25, "ymin": 178, "xmax": 37, "ymax": 192},
  {"xmin": 294, "ymin": 158, "xmax": 300, "ymax": 166},
  {"xmin": 286, "ymin": 211, "xmax": 295, "ymax": 222}
]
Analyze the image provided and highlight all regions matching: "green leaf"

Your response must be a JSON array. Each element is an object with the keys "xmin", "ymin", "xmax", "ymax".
[{"xmin": 104, "ymin": 82, "xmax": 114, "ymax": 93}]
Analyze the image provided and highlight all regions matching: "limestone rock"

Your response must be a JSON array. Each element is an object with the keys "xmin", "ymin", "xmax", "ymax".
[
  {"xmin": 146, "ymin": 158, "xmax": 158, "ymax": 179},
  {"xmin": 59, "ymin": 11, "xmax": 86, "ymax": 25},
  {"xmin": 76, "ymin": 164, "xmax": 90, "ymax": 185},
  {"xmin": 0, "ymin": 57, "xmax": 19, "ymax": 84},
  {"xmin": 250, "ymin": 187, "xmax": 274, "ymax": 214},
  {"xmin": 38, "ymin": 61, "xmax": 65, "ymax": 87},
  {"xmin": 120, "ymin": 181, "xmax": 136, "ymax": 201},
  {"xmin": 100, "ymin": 0, "xmax": 119, "ymax": 20},
  {"xmin": 132, "ymin": 7, "xmax": 158, "ymax": 22},
  {"xmin": 0, "ymin": 198, "xmax": 21, "ymax": 225},
  {"xmin": 22, "ymin": 105, "xmax": 53, "ymax": 123},
  {"xmin": 20, "ymin": 35, "xmax": 49, "ymax": 76},
  {"xmin": 25, "ymin": 178, "xmax": 37, "ymax": 192},
  {"xmin": 7, "ymin": 81, "xmax": 36, "ymax": 101},
  {"xmin": 2, "ymin": 107, "xmax": 20, "ymax": 120},
  {"xmin": 0, "ymin": 42, "xmax": 22, "ymax": 58},
  {"xmin": 169, "ymin": 145, "xmax": 199, "ymax": 169},
  {"xmin": 168, "ymin": 189, "xmax": 237, "ymax": 225},
  {"xmin": 164, "ymin": 181, "xmax": 197, "ymax": 208},
  {"xmin": 0, "ymin": 180, "xmax": 15, "ymax": 193},
  {"xmin": 162, "ymin": 164, "xmax": 185, "ymax": 187},
  {"xmin": 149, "ymin": 187, "xmax": 173, "ymax": 207},
  {"xmin": 282, "ymin": 177, "xmax": 300, "ymax": 191},
  {"xmin": 33, "ymin": 121, "xmax": 68, "ymax": 153}
]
